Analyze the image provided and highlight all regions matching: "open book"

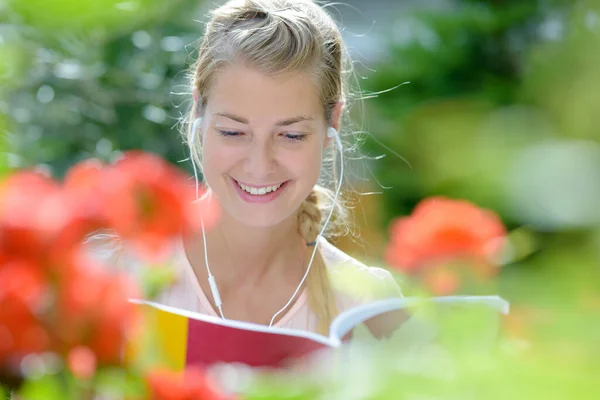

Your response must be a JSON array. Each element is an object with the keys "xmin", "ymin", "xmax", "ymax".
[{"xmin": 127, "ymin": 295, "xmax": 509, "ymax": 370}]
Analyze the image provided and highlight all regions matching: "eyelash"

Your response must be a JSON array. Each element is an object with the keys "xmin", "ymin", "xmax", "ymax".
[
  {"xmin": 283, "ymin": 133, "xmax": 307, "ymax": 142},
  {"xmin": 217, "ymin": 130, "xmax": 241, "ymax": 138},
  {"xmin": 217, "ymin": 130, "xmax": 307, "ymax": 142}
]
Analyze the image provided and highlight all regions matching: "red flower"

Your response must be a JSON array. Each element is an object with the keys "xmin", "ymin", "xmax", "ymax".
[
  {"xmin": 100, "ymin": 151, "xmax": 218, "ymax": 261},
  {"xmin": 85, "ymin": 272, "xmax": 141, "ymax": 365},
  {"xmin": 55, "ymin": 252, "xmax": 140, "ymax": 364},
  {"xmin": 0, "ymin": 260, "xmax": 47, "ymax": 308},
  {"xmin": 0, "ymin": 171, "xmax": 63, "ymax": 264},
  {"xmin": 0, "ymin": 299, "xmax": 51, "ymax": 361},
  {"xmin": 0, "ymin": 151, "xmax": 220, "ymax": 380},
  {"xmin": 0, "ymin": 274, "xmax": 51, "ymax": 364},
  {"xmin": 146, "ymin": 368, "xmax": 231, "ymax": 400},
  {"xmin": 0, "ymin": 153, "xmax": 219, "ymax": 267},
  {"xmin": 0, "ymin": 261, "xmax": 52, "ymax": 370},
  {"xmin": 60, "ymin": 158, "xmax": 108, "ymax": 247},
  {"xmin": 0, "ymin": 171, "xmax": 99, "ymax": 272},
  {"xmin": 63, "ymin": 158, "xmax": 105, "ymax": 193},
  {"xmin": 0, "ymin": 254, "xmax": 140, "ymax": 370},
  {"xmin": 67, "ymin": 346, "xmax": 97, "ymax": 380},
  {"xmin": 385, "ymin": 197, "xmax": 506, "ymax": 273},
  {"xmin": 420, "ymin": 264, "xmax": 460, "ymax": 296},
  {"xmin": 0, "ymin": 261, "xmax": 51, "ymax": 374}
]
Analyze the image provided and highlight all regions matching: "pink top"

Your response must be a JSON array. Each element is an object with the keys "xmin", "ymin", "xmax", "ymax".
[{"xmin": 86, "ymin": 235, "xmax": 401, "ymax": 334}]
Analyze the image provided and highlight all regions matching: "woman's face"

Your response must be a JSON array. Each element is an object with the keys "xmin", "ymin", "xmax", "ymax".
[{"xmin": 199, "ymin": 64, "xmax": 329, "ymax": 228}]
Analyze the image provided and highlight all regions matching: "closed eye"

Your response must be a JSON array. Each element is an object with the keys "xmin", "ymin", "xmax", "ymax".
[
  {"xmin": 217, "ymin": 129, "xmax": 243, "ymax": 138},
  {"xmin": 282, "ymin": 132, "xmax": 307, "ymax": 142},
  {"xmin": 217, "ymin": 129, "xmax": 306, "ymax": 142}
]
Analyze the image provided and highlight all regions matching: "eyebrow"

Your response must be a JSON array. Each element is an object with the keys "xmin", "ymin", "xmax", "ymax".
[{"xmin": 215, "ymin": 112, "xmax": 314, "ymax": 126}]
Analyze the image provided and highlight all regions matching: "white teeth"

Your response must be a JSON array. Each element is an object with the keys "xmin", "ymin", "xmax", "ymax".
[{"xmin": 237, "ymin": 181, "xmax": 283, "ymax": 195}]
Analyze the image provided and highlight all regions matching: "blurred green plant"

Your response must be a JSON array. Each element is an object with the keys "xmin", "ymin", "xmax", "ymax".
[
  {"xmin": 0, "ymin": 0, "xmax": 204, "ymax": 177},
  {"xmin": 358, "ymin": 0, "xmax": 600, "ymax": 336},
  {"xmin": 6, "ymin": 0, "xmax": 162, "ymax": 34},
  {"xmin": 360, "ymin": 0, "xmax": 599, "ymax": 225}
]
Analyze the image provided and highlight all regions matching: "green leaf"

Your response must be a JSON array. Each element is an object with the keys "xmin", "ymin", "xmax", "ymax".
[
  {"xmin": 94, "ymin": 367, "xmax": 146, "ymax": 399},
  {"xmin": 140, "ymin": 264, "xmax": 177, "ymax": 300},
  {"xmin": 18, "ymin": 375, "xmax": 64, "ymax": 400}
]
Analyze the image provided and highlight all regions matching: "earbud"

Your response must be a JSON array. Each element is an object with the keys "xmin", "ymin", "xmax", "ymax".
[
  {"xmin": 191, "ymin": 117, "xmax": 203, "ymax": 139},
  {"xmin": 327, "ymin": 126, "xmax": 336, "ymax": 139},
  {"xmin": 327, "ymin": 126, "xmax": 343, "ymax": 153},
  {"xmin": 189, "ymin": 117, "xmax": 203, "ymax": 200}
]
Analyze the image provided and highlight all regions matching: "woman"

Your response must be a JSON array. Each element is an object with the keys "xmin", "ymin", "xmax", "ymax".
[{"xmin": 93, "ymin": 0, "xmax": 402, "ymax": 336}]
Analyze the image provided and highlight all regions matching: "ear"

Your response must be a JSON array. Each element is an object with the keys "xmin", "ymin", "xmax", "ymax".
[
  {"xmin": 193, "ymin": 89, "xmax": 204, "ymax": 118},
  {"xmin": 330, "ymin": 101, "xmax": 344, "ymax": 131},
  {"xmin": 324, "ymin": 101, "xmax": 344, "ymax": 149}
]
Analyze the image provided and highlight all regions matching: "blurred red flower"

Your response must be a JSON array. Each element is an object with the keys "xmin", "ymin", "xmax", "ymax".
[
  {"xmin": 0, "ymin": 260, "xmax": 47, "ymax": 308},
  {"xmin": 60, "ymin": 158, "xmax": 109, "ymax": 249},
  {"xmin": 0, "ymin": 261, "xmax": 48, "ymax": 377},
  {"xmin": 55, "ymin": 252, "xmax": 140, "ymax": 364},
  {"xmin": 0, "ymin": 170, "xmax": 105, "ymax": 274},
  {"xmin": 0, "ymin": 151, "xmax": 221, "ymax": 390},
  {"xmin": 67, "ymin": 346, "xmax": 97, "ymax": 380},
  {"xmin": 146, "ymin": 368, "xmax": 232, "ymax": 400},
  {"xmin": 0, "ymin": 262, "xmax": 52, "ymax": 371},
  {"xmin": 384, "ymin": 197, "xmax": 507, "ymax": 293},
  {"xmin": 63, "ymin": 158, "xmax": 105, "ymax": 194},
  {"xmin": 0, "ymin": 299, "xmax": 51, "ymax": 362},
  {"xmin": 420, "ymin": 264, "xmax": 461, "ymax": 296},
  {"xmin": 0, "ymin": 172, "xmax": 67, "ymax": 265},
  {"xmin": 0, "ymin": 152, "xmax": 218, "ymax": 267},
  {"xmin": 98, "ymin": 151, "xmax": 219, "ymax": 261}
]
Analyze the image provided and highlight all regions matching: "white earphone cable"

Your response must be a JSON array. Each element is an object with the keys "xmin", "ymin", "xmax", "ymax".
[
  {"xmin": 190, "ymin": 118, "xmax": 226, "ymax": 320},
  {"xmin": 201, "ymin": 219, "xmax": 226, "ymax": 320}
]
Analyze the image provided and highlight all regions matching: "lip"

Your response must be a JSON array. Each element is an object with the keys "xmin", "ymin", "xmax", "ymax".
[{"xmin": 231, "ymin": 177, "xmax": 289, "ymax": 204}]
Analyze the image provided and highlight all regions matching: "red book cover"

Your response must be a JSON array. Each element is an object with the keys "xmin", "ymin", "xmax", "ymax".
[{"xmin": 125, "ymin": 296, "xmax": 509, "ymax": 371}]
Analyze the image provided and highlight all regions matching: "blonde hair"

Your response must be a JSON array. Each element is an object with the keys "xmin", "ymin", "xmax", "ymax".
[{"xmin": 186, "ymin": 0, "xmax": 356, "ymax": 334}]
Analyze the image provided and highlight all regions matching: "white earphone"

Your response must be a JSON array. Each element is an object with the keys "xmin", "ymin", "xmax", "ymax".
[
  {"xmin": 189, "ymin": 117, "xmax": 344, "ymax": 326},
  {"xmin": 327, "ymin": 126, "xmax": 335, "ymax": 138},
  {"xmin": 191, "ymin": 117, "xmax": 203, "ymax": 140}
]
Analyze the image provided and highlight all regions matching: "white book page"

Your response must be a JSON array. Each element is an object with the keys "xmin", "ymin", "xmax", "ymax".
[
  {"xmin": 129, "ymin": 298, "xmax": 336, "ymax": 347},
  {"xmin": 328, "ymin": 295, "xmax": 510, "ymax": 346}
]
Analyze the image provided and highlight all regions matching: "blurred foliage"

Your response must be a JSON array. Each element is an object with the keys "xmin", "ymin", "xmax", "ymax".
[
  {"xmin": 361, "ymin": 0, "xmax": 600, "ymax": 227},
  {"xmin": 6, "ymin": 0, "xmax": 163, "ymax": 33},
  {"xmin": 0, "ymin": 0, "xmax": 204, "ymax": 178},
  {"xmin": 344, "ymin": 1, "xmax": 600, "ymax": 395}
]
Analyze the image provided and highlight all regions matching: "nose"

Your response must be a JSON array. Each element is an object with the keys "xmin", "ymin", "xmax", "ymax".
[{"xmin": 244, "ymin": 136, "xmax": 277, "ymax": 179}]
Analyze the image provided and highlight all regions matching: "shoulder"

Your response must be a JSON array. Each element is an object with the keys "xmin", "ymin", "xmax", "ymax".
[
  {"xmin": 319, "ymin": 237, "xmax": 402, "ymax": 304},
  {"xmin": 82, "ymin": 233, "xmax": 145, "ymax": 278},
  {"xmin": 83, "ymin": 233, "xmax": 125, "ymax": 265}
]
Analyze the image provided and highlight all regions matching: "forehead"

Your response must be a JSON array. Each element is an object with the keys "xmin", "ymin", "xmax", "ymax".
[{"xmin": 204, "ymin": 63, "xmax": 324, "ymax": 121}]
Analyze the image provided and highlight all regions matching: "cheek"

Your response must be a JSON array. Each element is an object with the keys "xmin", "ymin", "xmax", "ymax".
[
  {"xmin": 201, "ymin": 138, "xmax": 237, "ymax": 172},
  {"xmin": 285, "ymin": 145, "xmax": 323, "ymax": 181},
  {"xmin": 200, "ymin": 142, "xmax": 232, "ymax": 189}
]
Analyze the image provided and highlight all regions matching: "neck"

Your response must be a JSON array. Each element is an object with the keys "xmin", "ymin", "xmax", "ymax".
[
  {"xmin": 223, "ymin": 211, "xmax": 304, "ymax": 269},
  {"xmin": 187, "ymin": 208, "xmax": 307, "ymax": 287}
]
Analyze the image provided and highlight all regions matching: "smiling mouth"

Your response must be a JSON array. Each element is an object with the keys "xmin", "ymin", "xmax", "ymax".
[{"xmin": 234, "ymin": 179, "xmax": 287, "ymax": 196}]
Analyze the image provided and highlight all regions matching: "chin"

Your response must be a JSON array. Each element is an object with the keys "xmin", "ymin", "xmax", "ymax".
[{"xmin": 231, "ymin": 208, "xmax": 295, "ymax": 229}]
